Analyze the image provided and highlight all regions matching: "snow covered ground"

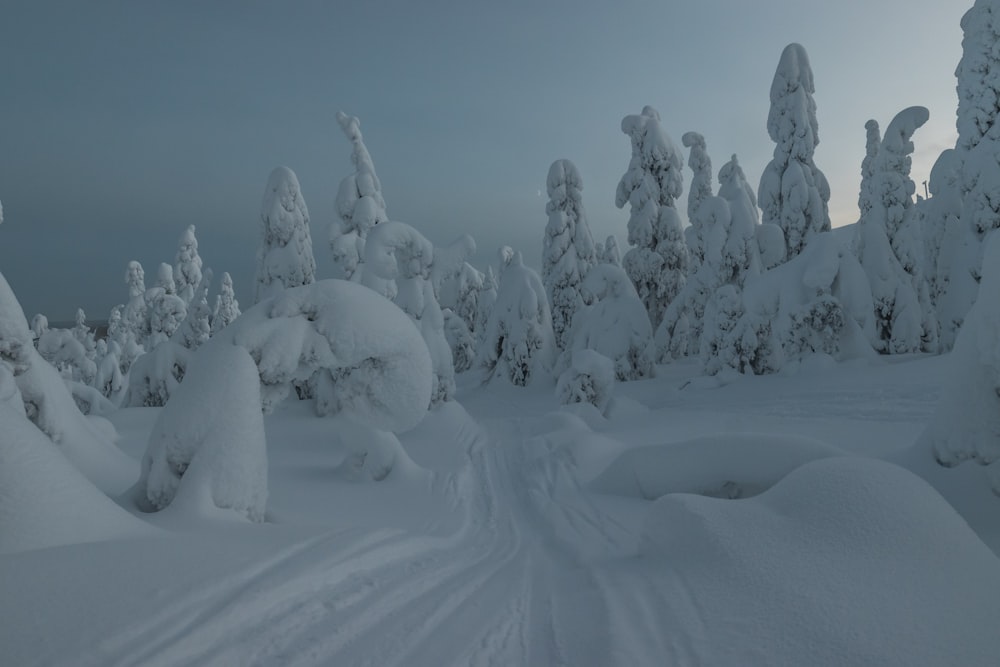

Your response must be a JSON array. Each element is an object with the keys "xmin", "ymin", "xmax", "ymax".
[{"xmin": 3, "ymin": 353, "xmax": 1000, "ymax": 666}]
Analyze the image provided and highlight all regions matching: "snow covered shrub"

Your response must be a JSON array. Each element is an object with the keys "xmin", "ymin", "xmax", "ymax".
[
  {"xmin": 923, "ymin": 232, "xmax": 1000, "ymax": 491},
  {"xmin": 569, "ymin": 264, "xmax": 655, "ymax": 381},
  {"xmin": 365, "ymin": 221, "xmax": 455, "ymax": 404},
  {"xmin": 218, "ymin": 279, "xmax": 432, "ymax": 428},
  {"xmin": 476, "ymin": 252, "xmax": 555, "ymax": 386},
  {"xmin": 758, "ymin": 43, "xmax": 831, "ymax": 260},
  {"xmin": 123, "ymin": 341, "xmax": 190, "ymax": 407},
  {"xmin": 212, "ymin": 279, "xmax": 432, "ymax": 481},
  {"xmin": 616, "ymin": 106, "xmax": 689, "ymax": 328},
  {"xmin": 556, "ymin": 349, "xmax": 615, "ymax": 414},
  {"xmin": 94, "ymin": 339, "xmax": 123, "ymax": 400},
  {"xmin": 443, "ymin": 308, "xmax": 475, "ymax": 373},
  {"xmin": 786, "ymin": 294, "xmax": 845, "ymax": 358},
  {"xmin": 543, "ymin": 159, "xmax": 596, "ymax": 349},
  {"xmin": 36, "ymin": 328, "xmax": 96, "ymax": 385},
  {"xmin": 255, "ymin": 166, "xmax": 316, "ymax": 303},
  {"xmin": 701, "ymin": 285, "xmax": 783, "ymax": 377},
  {"xmin": 137, "ymin": 344, "xmax": 268, "ymax": 521}
]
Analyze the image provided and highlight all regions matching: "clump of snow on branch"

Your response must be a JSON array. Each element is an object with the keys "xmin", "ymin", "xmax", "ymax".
[
  {"xmin": 758, "ymin": 43, "xmax": 831, "ymax": 260},
  {"xmin": 137, "ymin": 344, "xmax": 268, "ymax": 522},
  {"xmin": 255, "ymin": 166, "xmax": 316, "ymax": 304}
]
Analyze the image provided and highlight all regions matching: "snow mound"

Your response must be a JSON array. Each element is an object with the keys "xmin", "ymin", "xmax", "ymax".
[
  {"xmin": 138, "ymin": 344, "xmax": 268, "ymax": 522},
  {"xmin": 0, "ymin": 402, "xmax": 155, "ymax": 555},
  {"xmin": 591, "ymin": 433, "xmax": 844, "ymax": 500},
  {"xmin": 640, "ymin": 457, "xmax": 1000, "ymax": 665}
]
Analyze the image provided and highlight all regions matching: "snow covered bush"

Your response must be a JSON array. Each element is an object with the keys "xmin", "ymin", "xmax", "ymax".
[
  {"xmin": 213, "ymin": 279, "xmax": 432, "ymax": 480},
  {"xmin": 122, "ymin": 341, "xmax": 190, "ymax": 407},
  {"xmin": 365, "ymin": 221, "xmax": 454, "ymax": 404},
  {"xmin": 566, "ymin": 264, "xmax": 655, "ymax": 381},
  {"xmin": 555, "ymin": 349, "xmax": 615, "ymax": 414},
  {"xmin": 476, "ymin": 252, "xmax": 555, "ymax": 386},
  {"xmin": 443, "ymin": 308, "xmax": 475, "ymax": 373},
  {"xmin": 94, "ymin": 339, "xmax": 123, "ymax": 400},
  {"xmin": 616, "ymin": 106, "xmax": 689, "ymax": 328},
  {"xmin": 330, "ymin": 112, "xmax": 392, "ymax": 298},
  {"xmin": 136, "ymin": 344, "xmax": 268, "ymax": 522},
  {"xmin": 36, "ymin": 328, "xmax": 96, "ymax": 385},
  {"xmin": 174, "ymin": 225, "xmax": 203, "ymax": 306},
  {"xmin": 785, "ymin": 294, "xmax": 846, "ymax": 358},
  {"xmin": 543, "ymin": 159, "xmax": 596, "ymax": 349},
  {"xmin": 255, "ymin": 166, "xmax": 316, "ymax": 304},
  {"xmin": 924, "ymin": 231, "xmax": 1000, "ymax": 491},
  {"xmin": 758, "ymin": 43, "xmax": 831, "ymax": 260},
  {"xmin": 854, "ymin": 107, "xmax": 937, "ymax": 353}
]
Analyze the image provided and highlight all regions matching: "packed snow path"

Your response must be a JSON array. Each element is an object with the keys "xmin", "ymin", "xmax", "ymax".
[{"xmin": 92, "ymin": 419, "xmax": 629, "ymax": 667}]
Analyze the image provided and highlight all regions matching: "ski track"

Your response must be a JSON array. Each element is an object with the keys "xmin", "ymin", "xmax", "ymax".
[{"xmin": 86, "ymin": 418, "xmax": 642, "ymax": 666}]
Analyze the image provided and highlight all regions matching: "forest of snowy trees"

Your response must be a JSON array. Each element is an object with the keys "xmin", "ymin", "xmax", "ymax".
[{"xmin": 5, "ymin": 0, "xmax": 1000, "ymax": 509}]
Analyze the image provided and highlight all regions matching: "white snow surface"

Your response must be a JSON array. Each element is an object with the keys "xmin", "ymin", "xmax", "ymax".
[{"xmin": 4, "ymin": 313, "xmax": 1000, "ymax": 665}]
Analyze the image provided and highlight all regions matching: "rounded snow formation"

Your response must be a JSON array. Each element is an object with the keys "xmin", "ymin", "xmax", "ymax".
[
  {"xmin": 641, "ymin": 457, "xmax": 1000, "ymax": 665},
  {"xmin": 220, "ymin": 279, "xmax": 432, "ymax": 432},
  {"xmin": 591, "ymin": 433, "xmax": 845, "ymax": 500},
  {"xmin": 139, "ymin": 344, "xmax": 268, "ymax": 522},
  {"xmin": 0, "ymin": 403, "xmax": 155, "ymax": 555}
]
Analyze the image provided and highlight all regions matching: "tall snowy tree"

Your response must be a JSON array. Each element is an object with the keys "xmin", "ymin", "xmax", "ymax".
[
  {"xmin": 682, "ymin": 132, "xmax": 714, "ymax": 272},
  {"xmin": 330, "ymin": 111, "xmax": 391, "ymax": 297},
  {"xmin": 855, "ymin": 107, "xmax": 936, "ymax": 354},
  {"xmin": 596, "ymin": 235, "xmax": 621, "ymax": 267},
  {"xmin": 717, "ymin": 155, "xmax": 763, "ymax": 288},
  {"xmin": 255, "ymin": 166, "xmax": 316, "ymax": 304},
  {"xmin": 211, "ymin": 271, "xmax": 241, "ymax": 334},
  {"xmin": 937, "ymin": 0, "xmax": 1000, "ymax": 349},
  {"xmin": 174, "ymin": 225, "xmax": 203, "ymax": 306},
  {"xmin": 758, "ymin": 43, "xmax": 831, "ymax": 260},
  {"xmin": 174, "ymin": 269, "xmax": 213, "ymax": 350},
  {"xmin": 616, "ymin": 106, "xmax": 688, "ymax": 329},
  {"xmin": 122, "ymin": 261, "xmax": 149, "ymax": 350},
  {"xmin": 543, "ymin": 159, "xmax": 596, "ymax": 350},
  {"xmin": 858, "ymin": 120, "xmax": 882, "ymax": 221}
]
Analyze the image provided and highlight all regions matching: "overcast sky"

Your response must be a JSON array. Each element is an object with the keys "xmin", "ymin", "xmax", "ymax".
[{"xmin": 0, "ymin": 0, "xmax": 967, "ymax": 321}]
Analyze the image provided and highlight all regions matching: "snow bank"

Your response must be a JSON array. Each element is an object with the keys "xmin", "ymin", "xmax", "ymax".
[
  {"xmin": 138, "ymin": 344, "xmax": 268, "ymax": 522},
  {"xmin": 0, "ymin": 398, "xmax": 154, "ymax": 555},
  {"xmin": 591, "ymin": 433, "xmax": 844, "ymax": 500},
  {"xmin": 640, "ymin": 456, "xmax": 1000, "ymax": 665}
]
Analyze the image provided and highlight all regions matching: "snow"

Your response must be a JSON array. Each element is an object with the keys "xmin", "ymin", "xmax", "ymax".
[
  {"xmin": 136, "ymin": 344, "xmax": 268, "ymax": 522},
  {"xmin": 256, "ymin": 166, "xmax": 316, "ymax": 303}
]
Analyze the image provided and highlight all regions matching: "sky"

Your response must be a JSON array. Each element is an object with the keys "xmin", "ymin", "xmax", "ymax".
[{"xmin": 0, "ymin": 0, "xmax": 968, "ymax": 321}]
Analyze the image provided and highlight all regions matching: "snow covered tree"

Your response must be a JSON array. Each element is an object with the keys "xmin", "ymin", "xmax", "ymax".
[
  {"xmin": 174, "ymin": 225, "xmax": 203, "ymax": 306},
  {"xmin": 29, "ymin": 313, "xmax": 48, "ymax": 345},
  {"xmin": 211, "ymin": 271, "xmax": 241, "ymax": 334},
  {"xmin": 556, "ymin": 349, "xmax": 616, "ymax": 415},
  {"xmin": 72, "ymin": 308, "xmax": 96, "ymax": 361},
  {"xmin": 858, "ymin": 120, "xmax": 882, "ymax": 221},
  {"xmin": 855, "ymin": 107, "xmax": 936, "ymax": 354},
  {"xmin": 566, "ymin": 263, "xmax": 655, "ymax": 381},
  {"xmin": 616, "ymin": 106, "xmax": 689, "ymax": 329},
  {"xmin": 596, "ymin": 235, "xmax": 621, "ymax": 267},
  {"xmin": 474, "ymin": 265, "xmax": 499, "ymax": 349},
  {"xmin": 443, "ymin": 308, "xmax": 475, "ymax": 373},
  {"xmin": 155, "ymin": 262, "xmax": 177, "ymax": 296},
  {"xmin": 476, "ymin": 252, "xmax": 555, "ymax": 386},
  {"xmin": 924, "ymin": 150, "xmax": 970, "ymax": 349},
  {"xmin": 682, "ymin": 132, "xmax": 714, "ymax": 271},
  {"xmin": 93, "ymin": 339, "xmax": 123, "ymax": 400},
  {"xmin": 936, "ymin": 0, "xmax": 1000, "ymax": 349},
  {"xmin": 717, "ymin": 155, "xmax": 763, "ymax": 288},
  {"xmin": 365, "ymin": 221, "xmax": 455, "ymax": 404},
  {"xmin": 758, "ymin": 43, "xmax": 831, "ymax": 260},
  {"xmin": 256, "ymin": 166, "xmax": 315, "ymax": 304},
  {"xmin": 173, "ymin": 269, "xmax": 213, "ymax": 350},
  {"xmin": 330, "ymin": 111, "xmax": 392, "ymax": 298},
  {"xmin": 543, "ymin": 159, "xmax": 596, "ymax": 350},
  {"xmin": 122, "ymin": 260, "xmax": 149, "ymax": 349},
  {"xmin": 441, "ymin": 262, "xmax": 483, "ymax": 334},
  {"xmin": 924, "ymin": 230, "xmax": 1000, "ymax": 492},
  {"xmin": 146, "ymin": 279, "xmax": 187, "ymax": 350}
]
